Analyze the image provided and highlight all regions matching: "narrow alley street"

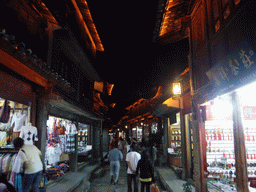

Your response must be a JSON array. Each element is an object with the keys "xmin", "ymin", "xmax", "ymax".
[{"xmin": 73, "ymin": 160, "xmax": 167, "ymax": 192}]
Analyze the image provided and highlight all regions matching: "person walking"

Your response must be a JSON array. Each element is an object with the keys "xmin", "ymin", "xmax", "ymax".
[
  {"xmin": 139, "ymin": 138, "xmax": 147, "ymax": 155},
  {"xmin": 149, "ymin": 142, "xmax": 157, "ymax": 170},
  {"xmin": 123, "ymin": 138, "xmax": 130, "ymax": 159},
  {"xmin": 126, "ymin": 144, "xmax": 141, "ymax": 192},
  {"xmin": 126, "ymin": 138, "xmax": 131, "ymax": 153},
  {"xmin": 136, "ymin": 150, "xmax": 154, "ymax": 192},
  {"xmin": 109, "ymin": 137, "xmax": 116, "ymax": 150},
  {"xmin": 13, "ymin": 137, "xmax": 43, "ymax": 192},
  {"xmin": 108, "ymin": 142, "xmax": 123, "ymax": 185}
]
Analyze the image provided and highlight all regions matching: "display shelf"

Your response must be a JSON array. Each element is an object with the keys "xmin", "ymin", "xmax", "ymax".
[{"xmin": 168, "ymin": 124, "xmax": 181, "ymax": 148}]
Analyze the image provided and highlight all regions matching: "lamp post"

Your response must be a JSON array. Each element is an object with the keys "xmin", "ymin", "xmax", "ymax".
[{"xmin": 173, "ymin": 81, "xmax": 186, "ymax": 180}]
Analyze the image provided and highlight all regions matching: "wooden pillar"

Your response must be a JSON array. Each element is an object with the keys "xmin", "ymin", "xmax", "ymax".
[
  {"xmin": 36, "ymin": 98, "xmax": 48, "ymax": 165},
  {"xmin": 192, "ymin": 101, "xmax": 207, "ymax": 192},
  {"xmin": 100, "ymin": 120, "xmax": 103, "ymax": 161},
  {"xmin": 185, "ymin": 114, "xmax": 193, "ymax": 179},
  {"xmin": 180, "ymin": 98, "xmax": 187, "ymax": 180},
  {"xmin": 71, "ymin": 120, "xmax": 78, "ymax": 172},
  {"xmin": 232, "ymin": 92, "xmax": 248, "ymax": 192},
  {"xmin": 91, "ymin": 123, "xmax": 96, "ymax": 161},
  {"xmin": 163, "ymin": 117, "xmax": 169, "ymax": 161}
]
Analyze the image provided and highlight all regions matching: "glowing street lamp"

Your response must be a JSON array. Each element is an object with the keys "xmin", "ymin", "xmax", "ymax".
[{"xmin": 173, "ymin": 83, "xmax": 181, "ymax": 95}]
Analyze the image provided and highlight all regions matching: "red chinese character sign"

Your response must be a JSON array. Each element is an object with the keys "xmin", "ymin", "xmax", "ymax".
[{"xmin": 243, "ymin": 106, "xmax": 256, "ymax": 120}]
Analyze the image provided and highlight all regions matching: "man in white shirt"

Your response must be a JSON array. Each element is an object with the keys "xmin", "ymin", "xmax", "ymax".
[
  {"xmin": 13, "ymin": 137, "xmax": 43, "ymax": 192},
  {"xmin": 126, "ymin": 144, "xmax": 141, "ymax": 192}
]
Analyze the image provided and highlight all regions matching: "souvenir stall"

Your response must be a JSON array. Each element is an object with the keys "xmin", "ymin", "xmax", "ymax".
[
  {"xmin": 0, "ymin": 99, "xmax": 33, "ymax": 148},
  {"xmin": 1, "ymin": 99, "xmax": 38, "ymax": 191},
  {"xmin": 167, "ymin": 112, "xmax": 182, "ymax": 174},
  {"xmin": 202, "ymin": 81, "xmax": 256, "ymax": 191},
  {"xmin": 44, "ymin": 116, "xmax": 77, "ymax": 180},
  {"xmin": 77, "ymin": 123, "xmax": 92, "ymax": 163}
]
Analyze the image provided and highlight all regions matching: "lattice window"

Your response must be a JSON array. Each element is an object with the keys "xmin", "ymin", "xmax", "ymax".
[{"xmin": 211, "ymin": 0, "xmax": 241, "ymax": 33}]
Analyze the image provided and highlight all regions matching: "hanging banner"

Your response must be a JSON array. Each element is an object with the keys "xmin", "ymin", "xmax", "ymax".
[{"xmin": 206, "ymin": 41, "xmax": 256, "ymax": 90}]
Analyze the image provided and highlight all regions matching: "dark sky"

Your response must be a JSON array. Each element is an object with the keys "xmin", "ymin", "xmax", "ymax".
[{"xmin": 87, "ymin": 1, "xmax": 189, "ymax": 124}]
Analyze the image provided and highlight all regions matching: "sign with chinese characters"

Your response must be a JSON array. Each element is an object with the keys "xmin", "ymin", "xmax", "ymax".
[{"xmin": 206, "ymin": 41, "xmax": 256, "ymax": 89}]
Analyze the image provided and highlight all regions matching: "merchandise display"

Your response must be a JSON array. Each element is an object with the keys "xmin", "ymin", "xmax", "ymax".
[
  {"xmin": 170, "ymin": 127, "xmax": 181, "ymax": 147},
  {"xmin": 77, "ymin": 123, "xmax": 89, "ymax": 153},
  {"xmin": 205, "ymin": 88, "xmax": 256, "ymax": 190},
  {"xmin": 45, "ymin": 116, "xmax": 77, "ymax": 171},
  {"xmin": 168, "ymin": 113, "xmax": 181, "ymax": 151},
  {"xmin": 0, "ymin": 152, "xmax": 23, "ymax": 191},
  {"xmin": 77, "ymin": 123, "xmax": 92, "ymax": 163},
  {"xmin": 0, "ymin": 98, "xmax": 30, "ymax": 147},
  {"xmin": 19, "ymin": 125, "xmax": 38, "ymax": 145}
]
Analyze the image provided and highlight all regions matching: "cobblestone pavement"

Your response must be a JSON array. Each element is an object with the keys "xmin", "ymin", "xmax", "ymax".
[{"xmin": 87, "ymin": 160, "xmax": 166, "ymax": 192}]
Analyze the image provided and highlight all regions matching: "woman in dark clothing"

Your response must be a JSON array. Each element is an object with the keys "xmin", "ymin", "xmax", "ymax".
[
  {"xmin": 136, "ymin": 150, "xmax": 154, "ymax": 192},
  {"xmin": 0, "ymin": 173, "xmax": 16, "ymax": 192}
]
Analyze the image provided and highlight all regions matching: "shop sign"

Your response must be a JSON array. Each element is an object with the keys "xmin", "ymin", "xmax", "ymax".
[{"xmin": 206, "ymin": 41, "xmax": 256, "ymax": 89}]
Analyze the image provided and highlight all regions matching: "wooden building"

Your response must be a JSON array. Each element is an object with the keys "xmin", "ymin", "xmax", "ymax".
[
  {"xmin": 0, "ymin": 0, "xmax": 111, "ymax": 174},
  {"xmin": 189, "ymin": 0, "xmax": 255, "ymax": 191},
  {"xmin": 115, "ymin": 87, "xmax": 163, "ymax": 143},
  {"xmin": 154, "ymin": 0, "xmax": 256, "ymax": 191}
]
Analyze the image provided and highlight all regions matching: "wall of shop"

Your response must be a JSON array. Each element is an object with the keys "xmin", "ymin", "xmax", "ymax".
[
  {"xmin": 0, "ymin": 70, "xmax": 36, "ymax": 125},
  {"xmin": 91, "ymin": 121, "xmax": 102, "ymax": 161},
  {"xmin": 102, "ymin": 128, "xmax": 109, "ymax": 153},
  {"xmin": 190, "ymin": 1, "xmax": 256, "ymax": 191}
]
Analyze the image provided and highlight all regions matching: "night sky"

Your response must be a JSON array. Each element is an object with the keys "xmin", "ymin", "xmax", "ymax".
[{"xmin": 87, "ymin": 1, "xmax": 189, "ymax": 124}]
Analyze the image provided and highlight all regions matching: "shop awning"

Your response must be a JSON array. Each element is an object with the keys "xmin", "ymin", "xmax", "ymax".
[
  {"xmin": 152, "ymin": 103, "xmax": 179, "ymax": 117},
  {"xmin": 46, "ymin": 92, "xmax": 102, "ymax": 121}
]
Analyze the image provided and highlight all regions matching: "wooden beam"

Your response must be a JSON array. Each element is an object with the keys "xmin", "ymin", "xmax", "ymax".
[{"xmin": 0, "ymin": 48, "xmax": 52, "ymax": 88}]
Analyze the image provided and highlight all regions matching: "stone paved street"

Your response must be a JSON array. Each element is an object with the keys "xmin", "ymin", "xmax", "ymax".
[{"xmin": 87, "ymin": 160, "xmax": 166, "ymax": 192}]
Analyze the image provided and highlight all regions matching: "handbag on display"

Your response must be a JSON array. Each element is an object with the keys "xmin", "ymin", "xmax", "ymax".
[{"xmin": 151, "ymin": 183, "xmax": 160, "ymax": 192}]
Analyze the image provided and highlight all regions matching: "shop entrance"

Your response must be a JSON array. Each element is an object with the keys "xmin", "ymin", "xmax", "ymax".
[{"xmin": 202, "ymin": 81, "xmax": 256, "ymax": 191}]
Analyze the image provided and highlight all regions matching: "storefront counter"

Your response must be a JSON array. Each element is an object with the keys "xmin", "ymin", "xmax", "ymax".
[
  {"xmin": 168, "ymin": 152, "xmax": 182, "ymax": 168},
  {"xmin": 78, "ymin": 145, "xmax": 92, "ymax": 162}
]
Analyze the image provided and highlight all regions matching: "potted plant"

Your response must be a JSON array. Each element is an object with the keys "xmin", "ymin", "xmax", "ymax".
[{"xmin": 183, "ymin": 182, "xmax": 193, "ymax": 192}]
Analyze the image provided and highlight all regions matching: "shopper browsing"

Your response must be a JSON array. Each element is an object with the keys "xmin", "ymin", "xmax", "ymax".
[
  {"xmin": 13, "ymin": 137, "xmax": 43, "ymax": 192},
  {"xmin": 126, "ymin": 144, "xmax": 141, "ymax": 192}
]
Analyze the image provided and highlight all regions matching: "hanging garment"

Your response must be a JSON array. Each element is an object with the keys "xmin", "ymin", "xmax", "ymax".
[
  {"xmin": 65, "ymin": 123, "xmax": 77, "ymax": 134},
  {"xmin": 65, "ymin": 134, "xmax": 75, "ymax": 153},
  {"xmin": 14, "ymin": 173, "xmax": 23, "ymax": 192},
  {"xmin": 1, "ymin": 154, "xmax": 11, "ymax": 174},
  {"xmin": 19, "ymin": 125, "xmax": 38, "ymax": 145},
  {"xmin": 9, "ymin": 154, "xmax": 18, "ymax": 184},
  {"xmin": 45, "ymin": 146, "xmax": 62, "ymax": 165},
  {"xmin": 3, "ymin": 154, "xmax": 12, "ymax": 175},
  {"xmin": 11, "ymin": 111, "xmax": 28, "ymax": 132},
  {"xmin": 0, "ymin": 113, "xmax": 14, "ymax": 131},
  {"xmin": 0, "ymin": 100, "xmax": 11, "ymax": 123},
  {"xmin": 0, "ymin": 131, "xmax": 7, "ymax": 146}
]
